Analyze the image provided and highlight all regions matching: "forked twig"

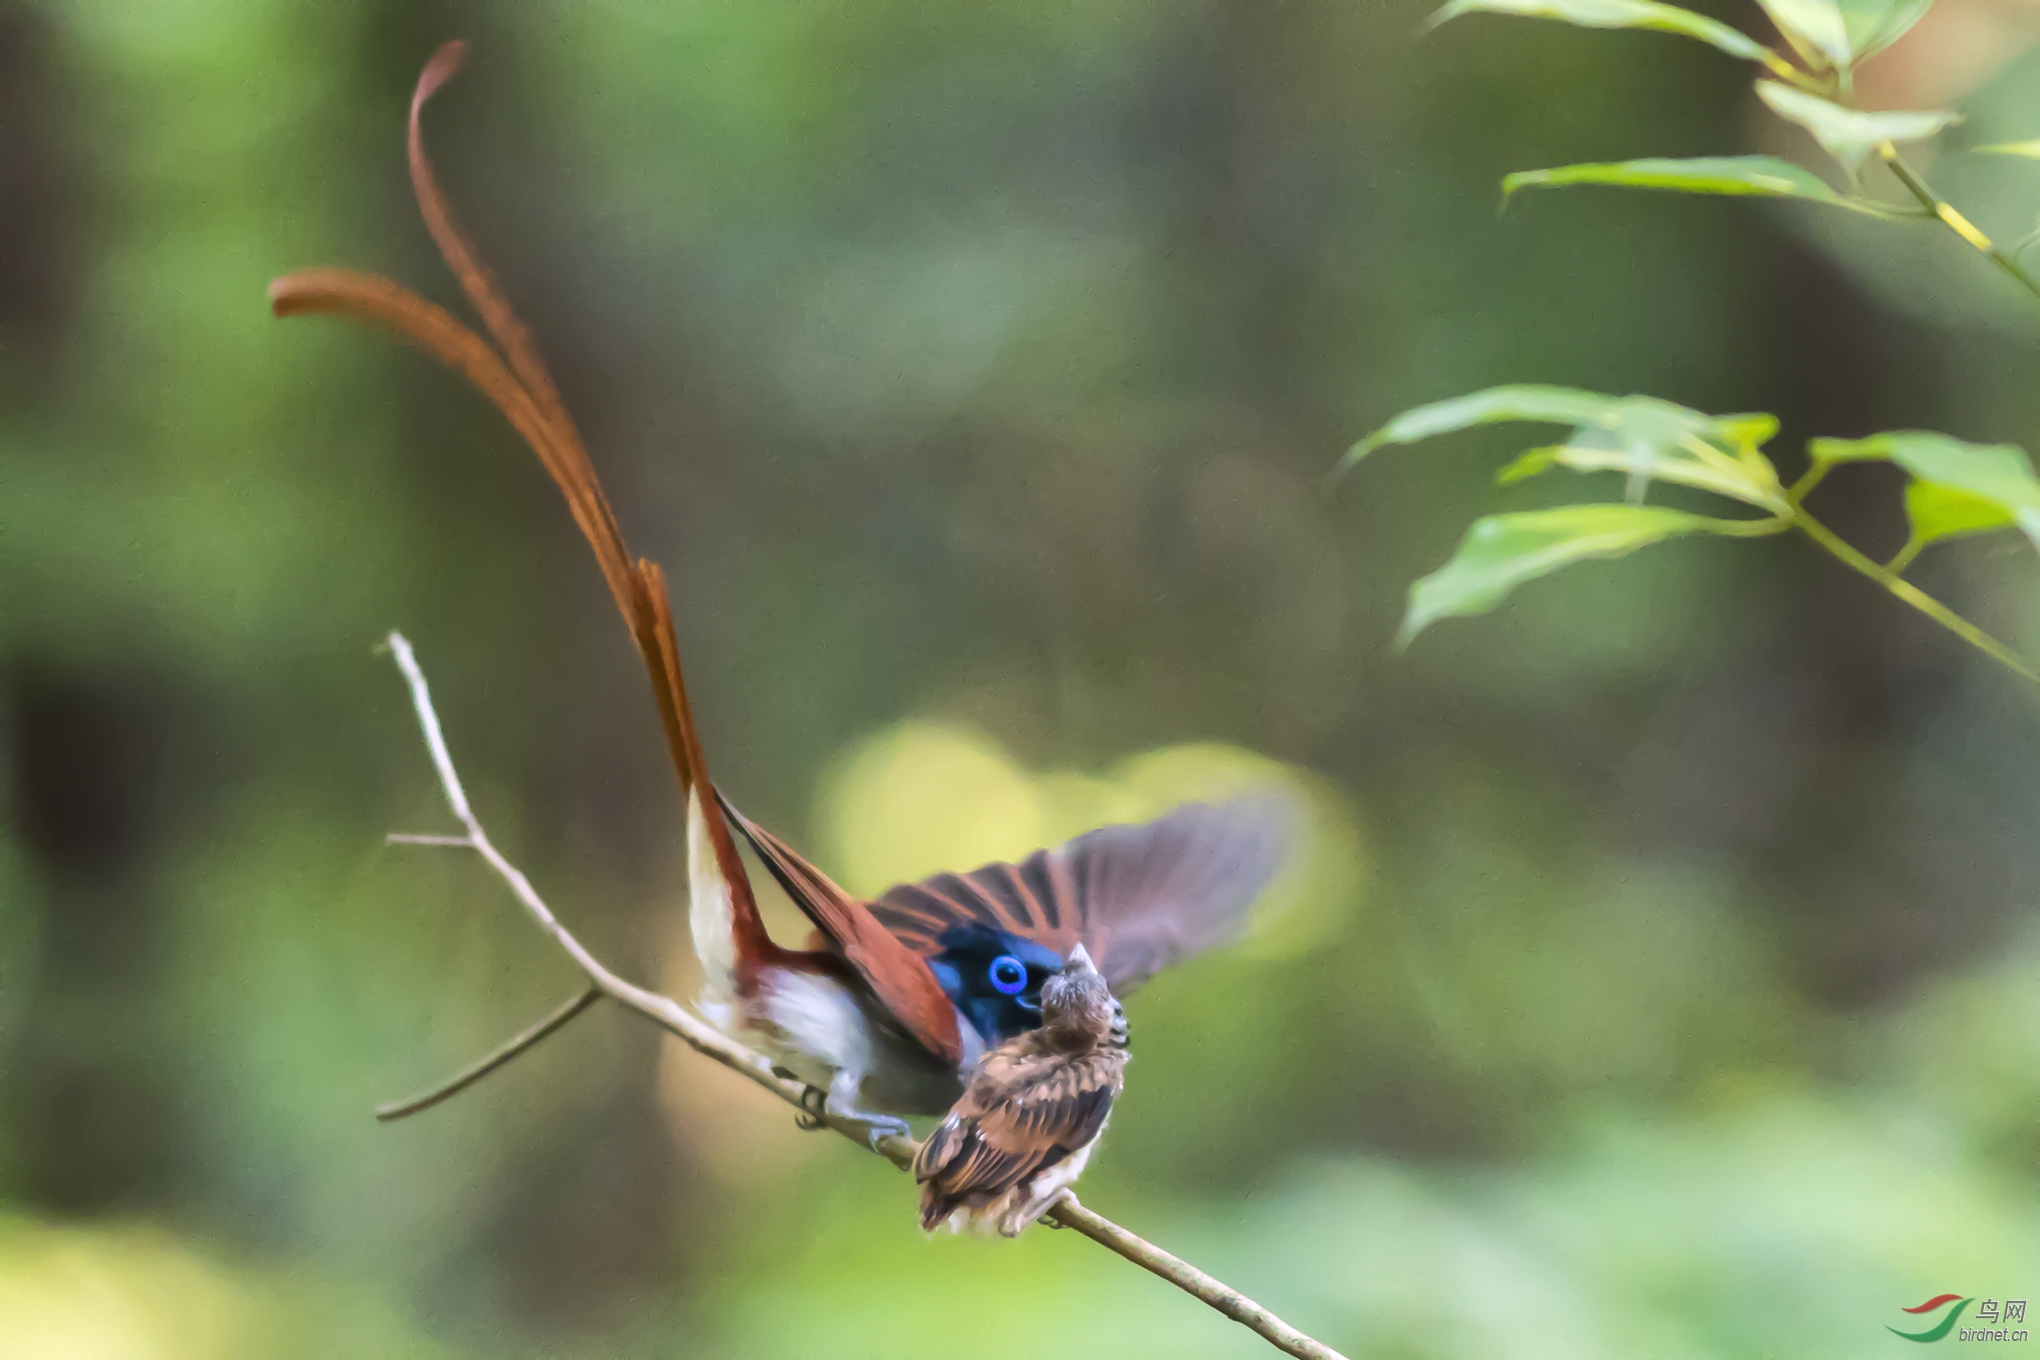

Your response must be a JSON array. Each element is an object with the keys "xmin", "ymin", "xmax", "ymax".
[
  {"xmin": 377, "ymin": 630, "xmax": 1348, "ymax": 1360},
  {"xmin": 375, "ymin": 985, "xmax": 602, "ymax": 1122}
]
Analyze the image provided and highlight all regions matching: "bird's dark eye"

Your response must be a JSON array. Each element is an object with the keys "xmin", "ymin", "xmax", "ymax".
[{"xmin": 988, "ymin": 954, "xmax": 1028, "ymax": 996}]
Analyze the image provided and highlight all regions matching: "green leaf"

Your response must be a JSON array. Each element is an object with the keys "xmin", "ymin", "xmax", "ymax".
[
  {"xmin": 1347, "ymin": 385, "xmax": 1626, "ymax": 464},
  {"xmin": 1755, "ymin": 82, "xmax": 1956, "ymax": 174},
  {"xmin": 1905, "ymin": 481, "xmax": 2016, "ymax": 546},
  {"xmin": 1757, "ymin": 0, "xmax": 1851, "ymax": 67},
  {"xmin": 1428, "ymin": 0, "xmax": 1775, "ymax": 61},
  {"xmin": 1812, "ymin": 431, "xmax": 2040, "ymax": 548},
  {"xmin": 1759, "ymin": 0, "xmax": 1932, "ymax": 67},
  {"xmin": 1835, "ymin": 0, "xmax": 1933, "ymax": 60},
  {"xmin": 1500, "ymin": 408, "xmax": 1787, "ymax": 509},
  {"xmin": 1401, "ymin": 505, "xmax": 1781, "ymax": 644},
  {"xmin": 1502, "ymin": 156, "xmax": 1864, "ymax": 210},
  {"xmin": 1718, "ymin": 412, "xmax": 1783, "ymax": 449},
  {"xmin": 1976, "ymin": 140, "xmax": 2040, "ymax": 158},
  {"xmin": 1347, "ymin": 385, "xmax": 1786, "ymax": 507},
  {"xmin": 1497, "ymin": 440, "xmax": 1785, "ymax": 508},
  {"xmin": 1808, "ymin": 438, "xmax": 1892, "ymax": 465}
]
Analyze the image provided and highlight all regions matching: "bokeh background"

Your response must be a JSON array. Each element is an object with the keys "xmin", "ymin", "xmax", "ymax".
[{"xmin": 10, "ymin": 0, "xmax": 2040, "ymax": 1355}]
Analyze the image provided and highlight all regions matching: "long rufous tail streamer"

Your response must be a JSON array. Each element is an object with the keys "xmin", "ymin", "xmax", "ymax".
[{"xmin": 268, "ymin": 41, "xmax": 961, "ymax": 1065}]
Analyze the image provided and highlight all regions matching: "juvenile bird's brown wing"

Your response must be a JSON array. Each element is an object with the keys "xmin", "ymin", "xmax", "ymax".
[
  {"xmin": 874, "ymin": 794, "xmax": 1294, "ymax": 993},
  {"xmin": 912, "ymin": 1047, "xmax": 1124, "ymax": 1230}
]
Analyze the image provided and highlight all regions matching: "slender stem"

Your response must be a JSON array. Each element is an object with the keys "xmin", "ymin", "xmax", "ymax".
[
  {"xmin": 1701, "ymin": 515, "xmax": 1795, "ymax": 539},
  {"xmin": 1760, "ymin": 51, "xmax": 1828, "ymax": 93},
  {"xmin": 1674, "ymin": 433, "xmax": 1790, "ymax": 511},
  {"xmin": 1786, "ymin": 462, "xmax": 1828, "ymax": 503},
  {"xmin": 1879, "ymin": 143, "xmax": 2040, "ymax": 303},
  {"xmin": 375, "ymin": 986, "xmax": 604, "ymax": 1121},
  {"xmin": 1886, "ymin": 535, "xmax": 1923, "ymax": 576},
  {"xmin": 1049, "ymin": 1195, "xmax": 1347, "ymax": 1360},
  {"xmin": 1786, "ymin": 507, "xmax": 2039, "ymax": 681},
  {"xmin": 379, "ymin": 632, "xmax": 1347, "ymax": 1360}
]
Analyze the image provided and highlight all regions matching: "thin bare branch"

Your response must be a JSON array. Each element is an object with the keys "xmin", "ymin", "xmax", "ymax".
[
  {"xmin": 376, "ymin": 986, "xmax": 604, "ymax": 1122},
  {"xmin": 1048, "ymin": 1196, "xmax": 1349, "ymax": 1360},
  {"xmin": 379, "ymin": 630, "xmax": 1347, "ymax": 1360}
]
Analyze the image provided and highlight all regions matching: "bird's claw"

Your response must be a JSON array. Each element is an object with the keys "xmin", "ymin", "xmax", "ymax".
[
  {"xmin": 792, "ymin": 1085, "xmax": 829, "ymax": 1131},
  {"xmin": 784, "ymin": 1081, "xmax": 906, "ymax": 1146},
  {"xmin": 862, "ymin": 1118, "xmax": 909, "ymax": 1151}
]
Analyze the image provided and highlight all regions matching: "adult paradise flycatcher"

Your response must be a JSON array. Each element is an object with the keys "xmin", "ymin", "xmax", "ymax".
[{"xmin": 271, "ymin": 42, "xmax": 1291, "ymax": 1145}]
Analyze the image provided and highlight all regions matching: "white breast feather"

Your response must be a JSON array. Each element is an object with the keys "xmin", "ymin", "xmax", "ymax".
[{"xmin": 761, "ymin": 968, "xmax": 871, "ymax": 1088}]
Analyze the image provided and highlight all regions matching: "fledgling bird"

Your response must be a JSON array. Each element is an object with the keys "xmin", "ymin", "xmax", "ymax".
[
  {"xmin": 271, "ymin": 40, "xmax": 1292, "ymax": 1150},
  {"xmin": 912, "ymin": 944, "xmax": 1129, "ymax": 1237}
]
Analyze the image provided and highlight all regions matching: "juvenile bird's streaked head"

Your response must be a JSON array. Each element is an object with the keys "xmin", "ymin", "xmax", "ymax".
[{"xmin": 1039, "ymin": 945, "xmax": 1119, "ymax": 1052}]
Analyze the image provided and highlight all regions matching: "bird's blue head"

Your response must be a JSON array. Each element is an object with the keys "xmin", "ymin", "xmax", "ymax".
[{"xmin": 924, "ymin": 923, "xmax": 1065, "ymax": 1047}]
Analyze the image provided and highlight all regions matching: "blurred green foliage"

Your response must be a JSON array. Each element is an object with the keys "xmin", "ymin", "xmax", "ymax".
[{"xmin": 8, "ymin": 0, "xmax": 2040, "ymax": 1356}]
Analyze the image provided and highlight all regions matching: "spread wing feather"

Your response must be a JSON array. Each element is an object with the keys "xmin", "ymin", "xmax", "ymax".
[{"xmin": 875, "ymin": 793, "xmax": 1295, "ymax": 992}]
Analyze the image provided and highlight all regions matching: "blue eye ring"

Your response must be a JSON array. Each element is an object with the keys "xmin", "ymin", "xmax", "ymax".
[{"xmin": 988, "ymin": 954, "xmax": 1028, "ymax": 996}]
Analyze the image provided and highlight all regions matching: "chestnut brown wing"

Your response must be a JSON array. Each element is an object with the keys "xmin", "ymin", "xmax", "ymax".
[{"xmin": 718, "ymin": 793, "xmax": 963, "ymax": 1066}]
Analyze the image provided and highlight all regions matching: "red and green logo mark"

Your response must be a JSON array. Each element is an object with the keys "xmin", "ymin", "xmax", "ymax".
[
  {"xmin": 1889, "ymin": 1294, "xmax": 2029, "ymax": 1342},
  {"xmin": 1889, "ymin": 1295, "xmax": 1971, "ymax": 1343}
]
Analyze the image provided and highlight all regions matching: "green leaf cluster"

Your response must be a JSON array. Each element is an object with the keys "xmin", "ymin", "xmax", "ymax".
[
  {"xmin": 1434, "ymin": 0, "xmax": 1959, "ymax": 209},
  {"xmin": 1754, "ymin": 82, "xmax": 1957, "ymax": 176},
  {"xmin": 1347, "ymin": 388, "xmax": 2040, "ymax": 646},
  {"xmin": 1435, "ymin": 0, "xmax": 1930, "ymax": 70},
  {"xmin": 1366, "ymin": 0, "xmax": 2040, "ymax": 675},
  {"xmin": 1811, "ymin": 431, "xmax": 2040, "ymax": 556}
]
